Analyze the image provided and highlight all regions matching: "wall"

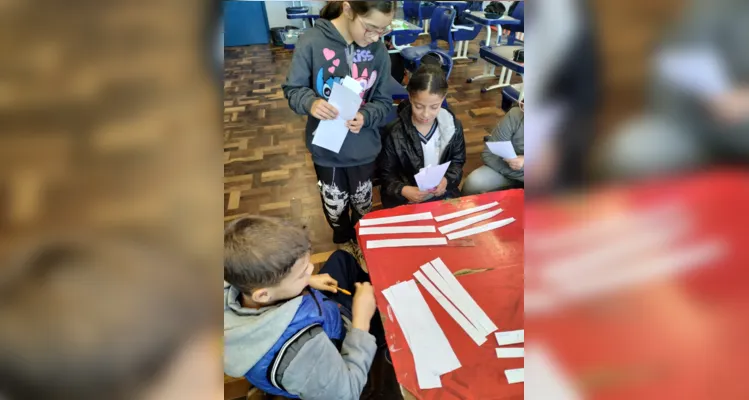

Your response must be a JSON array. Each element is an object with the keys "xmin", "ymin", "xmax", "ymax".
[{"xmin": 265, "ymin": 1, "xmax": 326, "ymax": 29}]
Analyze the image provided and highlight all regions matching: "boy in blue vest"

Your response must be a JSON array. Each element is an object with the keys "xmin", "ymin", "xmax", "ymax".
[{"xmin": 223, "ymin": 216, "xmax": 382, "ymax": 399}]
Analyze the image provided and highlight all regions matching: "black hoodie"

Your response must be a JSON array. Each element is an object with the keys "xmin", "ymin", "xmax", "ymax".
[{"xmin": 282, "ymin": 19, "xmax": 393, "ymax": 167}]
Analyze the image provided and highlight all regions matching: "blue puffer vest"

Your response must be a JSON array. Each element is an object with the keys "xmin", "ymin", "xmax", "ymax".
[{"xmin": 244, "ymin": 289, "xmax": 346, "ymax": 398}]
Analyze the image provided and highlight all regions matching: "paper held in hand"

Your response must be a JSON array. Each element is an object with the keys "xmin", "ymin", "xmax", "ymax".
[
  {"xmin": 487, "ymin": 141, "xmax": 517, "ymax": 159},
  {"xmin": 415, "ymin": 161, "xmax": 451, "ymax": 191},
  {"xmin": 311, "ymin": 78, "xmax": 362, "ymax": 153}
]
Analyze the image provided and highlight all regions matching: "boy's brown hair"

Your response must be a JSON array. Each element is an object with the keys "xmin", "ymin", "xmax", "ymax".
[{"xmin": 224, "ymin": 216, "xmax": 311, "ymax": 294}]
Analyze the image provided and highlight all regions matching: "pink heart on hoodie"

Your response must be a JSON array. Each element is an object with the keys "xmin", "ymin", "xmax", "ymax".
[{"xmin": 323, "ymin": 48, "xmax": 336, "ymax": 60}]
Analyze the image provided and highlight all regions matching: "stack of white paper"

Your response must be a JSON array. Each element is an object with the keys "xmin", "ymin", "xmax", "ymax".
[
  {"xmin": 312, "ymin": 78, "xmax": 363, "ymax": 153},
  {"xmin": 415, "ymin": 162, "xmax": 451, "ymax": 191},
  {"xmin": 487, "ymin": 141, "xmax": 517, "ymax": 159},
  {"xmin": 382, "ymin": 280, "xmax": 461, "ymax": 389},
  {"xmin": 413, "ymin": 258, "xmax": 497, "ymax": 346},
  {"xmin": 657, "ymin": 46, "xmax": 731, "ymax": 98}
]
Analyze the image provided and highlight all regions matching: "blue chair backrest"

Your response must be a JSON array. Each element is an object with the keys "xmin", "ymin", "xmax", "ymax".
[
  {"xmin": 429, "ymin": 6, "xmax": 455, "ymax": 52},
  {"xmin": 469, "ymin": 1, "xmax": 483, "ymax": 12},
  {"xmin": 403, "ymin": 1, "xmax": 421, "ymax": 22},
  {"xmin": 421, "ymin": 50, "xmax": 454, "ymax": 80},
  {"xmin": 510, "ymin": 1, "xmax": 524, "ymax": 26}
]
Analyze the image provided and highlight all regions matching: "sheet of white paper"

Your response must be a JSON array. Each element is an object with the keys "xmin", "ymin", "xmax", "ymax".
[
  {"xmin": 446, "ymin": 217, "xmax": 516, "ymax": 240},
  {"xmin": 525, "ymin": 346, "xmax": 582, "ymax": 400},
  {"xmin": 311, "ymin": 82, "xmax": 361, "ymax": 153},
  {"xmin": 430, "ymin": 257, "xmax": 498, "ymax": 335},
  {"xmin": 495, "ymin": 329, "xmax": 524, "ymax": 346},
  {"xmin": 341, "ymin": 75, "xmax": 364, "ymax": 95},
  {"xmin": 496, "ymin": 347, "xmax": 525, "ymax": 358},
  {"xmin": 382, "ymin": 282, "xmax": 442, "ymax": 389},
  {"xmin": 359, "ymin": 225, "xmax": 436, "ymax": 235},
  {"xmin": 487, "ymin": 141, "xmax": 517, "ymax": 159},
  {"xmin": 415, "ymin": 161, "xmax": 451, "ymax": 191},
  {"xmin": 434, "ymin": 202, "xmax": 500, "ymax": 222},
  {"xmin": 657, "ymin": 46, "xmax": 731, "ymax": 98},
  {"xmin": 505, "ymin": 368, "xmax": 525, "ymax": 384},
  {"xmin": 367, "ymin": 237, "xmax": 447, "ymax": 249},
  {"xmin": 359, "ymin": 212, "xmax": 434, "ymax": 227},
  {"xmin": 382, "ymin": 279, "xmax": 461, "ymax": 389},
  {"xmin": 414, "ymin": 269, "xmax": 487, "ymax": 346},
  {"xmin": 438, "ymin": 209, "xmax": 504, "ymax": 234}
]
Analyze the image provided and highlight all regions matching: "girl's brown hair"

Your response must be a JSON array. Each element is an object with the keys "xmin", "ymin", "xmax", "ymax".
[{"xmin": 320, "ymin": 1, "xmax": 395, "ymax": 20}]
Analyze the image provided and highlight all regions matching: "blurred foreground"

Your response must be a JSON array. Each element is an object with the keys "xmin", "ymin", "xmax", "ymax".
[
  {"xmin": 526, "ymin": 0, "xmax": 749, "ymax": 398},
  {"xmin": 0, "ymin": 0, "xmax": 223, "ymax": 399}
]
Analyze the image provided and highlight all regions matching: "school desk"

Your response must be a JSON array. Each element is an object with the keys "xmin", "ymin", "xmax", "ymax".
[{"xmin": 356, "ymin": 190, "xmax": 525, "ymax": 400}]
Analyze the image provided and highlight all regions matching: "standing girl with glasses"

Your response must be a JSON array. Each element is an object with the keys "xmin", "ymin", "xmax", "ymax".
[{"xmin": 283, "ymin": 1, "xmax": 395, "ymax": 259}]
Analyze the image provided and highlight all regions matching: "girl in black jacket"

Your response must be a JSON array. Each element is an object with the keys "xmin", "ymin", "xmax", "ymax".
[{"xmin": 379, "ymin": 64, "xmax": 467, "ymax": 208}]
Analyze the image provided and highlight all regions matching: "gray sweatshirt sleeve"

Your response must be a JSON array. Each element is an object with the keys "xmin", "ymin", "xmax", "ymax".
[
  {"xmin": 282, "ymin": 35, "xmax": 318, "ymax": 116},
  {"xmin": 280, "ymin": 328, "xmax": 377, "ymax": 400},
  {"xmin": 359, "ymin": 43, "xmax": 392, "ymax": 129},
  {"xmin": 482, "ymin": 108, "xmax": 521, "ymax": 173}
]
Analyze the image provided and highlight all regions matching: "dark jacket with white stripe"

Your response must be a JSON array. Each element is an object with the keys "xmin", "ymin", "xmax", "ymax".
[
  {"xmin": 380, "ymin": 101, "xmax": 467, "ymax": 208},
  {"xmin": 224, "ymin": 283, "xmax": 376, "ymax": 400}
]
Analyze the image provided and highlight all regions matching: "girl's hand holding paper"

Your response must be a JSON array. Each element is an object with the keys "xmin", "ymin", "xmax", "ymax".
[{"xmin": 346, "ymin": 112, "xmax": 365, "ymax": 133}]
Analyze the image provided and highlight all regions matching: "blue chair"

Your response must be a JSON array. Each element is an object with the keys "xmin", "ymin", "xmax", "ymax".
[
  {"xmin": 452, "ymin": 8, "xmax": 483, "ymax": 60},
  {"xmin": 400, "ymin": 6, "xmax": 455, "ymax": 72},
  {"xmin": 468, "ymin": 1, "xmax": 483, "ymax": 12},
  {"xmin": 505, "ymin": 1, "xmax": 524, "ymax": 45},
  {"xmin": 402, "ymin": 1, "xmax": 421, "ymax": 25}
]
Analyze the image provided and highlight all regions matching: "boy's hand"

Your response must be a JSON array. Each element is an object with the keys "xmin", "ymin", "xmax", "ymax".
[
  {"xmin": 352, "ymin": 282, "xmax": 376, "ymax": 331},
  {"xmin": 310, "ymin": 99, "xmax": 339, "ymax": 120},
  {"xmin": 346, "ymin": 112, "xmax": 365, "ymax": 133},
  {"xmin": 309, "ymin": 274, "xmax": 339, "ymax": 293}
]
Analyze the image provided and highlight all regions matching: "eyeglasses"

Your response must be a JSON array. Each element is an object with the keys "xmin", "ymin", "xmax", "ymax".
[{"xmin": 357, "ymin": 16, "xmax": 392, "ymax": 38}]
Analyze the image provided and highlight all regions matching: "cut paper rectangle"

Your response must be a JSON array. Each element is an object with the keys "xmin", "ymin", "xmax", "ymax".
[
  {"xmin": 311, "ymin": 81, "xmax": 362, "ymax": 153},
  {"xmin": 496, "ymin": 347, "xmax": 525, "ymax": 358},
  {"xmin": 495, "ymin": 329, "xmax": 524, "ymax": 346},
  {"xmin": 434, "ymin": 202, "xmax": 500, "ymax": 222},
  {"xmin": 359, "ymin": 212, "xmax": 434, "ymax": 227},
  {"xmin": 446, "ymin": 217, "xmax": 516, "ymax": 240},
  {"xmin": 341, "ymin": 75, "xmax": 364, "ymax": 95},
  {"xmin": 438, "ymin": 209, "xmax": 504, "ymax": 234},
  {"xmin": 382, "ymin": 279, "xmax": 460, "ymax": 389},
  {"xmin": 487, "ymin": 141, "xmax": 517, "ymax": 159},
  {"xmin": 414, "ymin": 269, "xmax": 487, "ymax": 346},
  {"xmin": 367, "ymin": 237, "xmax": 447, "ymax": 249},
  {"xmin": 415, "ymin": 161, "xmax": 451, "ymax": 191},
  {"xmin": 359, "ymin": 225, "xmax": 436, "ymax": 235},
  {"xmin": 429, "ymin": 258, "xmax": 498, "ymax": 335},
  {"xmin": 505, "ymin": 368, "xmax": 524, "ymax": 384}
]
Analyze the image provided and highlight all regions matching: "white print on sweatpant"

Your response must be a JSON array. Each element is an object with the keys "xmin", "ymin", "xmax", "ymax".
[
  {"xmin": 319, "ymin": 181, "xmax": 348, "ymax": 227},
  {"xmin": 352, "ymin": 180, "xmax": 373, "ymax": 216}
]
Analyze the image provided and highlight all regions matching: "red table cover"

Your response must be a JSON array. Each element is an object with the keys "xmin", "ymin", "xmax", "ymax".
[{"xmin": 357, "ymin": 190, "xmax": 525, "ymax": 400}]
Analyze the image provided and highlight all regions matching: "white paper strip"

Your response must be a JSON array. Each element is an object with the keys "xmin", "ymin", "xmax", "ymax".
[
  {"xmin": 434, "ymin": 202, "xmax": 500, "ymax": 222},
  {"xmin": 496, "ymin": 347, "xmax": 525, "ymax": 358},
  {"xmin": 382, "ymin": 280, "xmax": 460, "ymax": 389},
  {"xmin": 495, "ymin": 329, "xmax": 524, "ymax": 346},
  {"xmin": 446, "ymin": 217, "xmax": 516, "ymax": 240},
  {"xmin": 359, "ymin": 225, "xmax": 436, "ymax": 235},
  {"xmin": 430, "ymin": 258, "xmax": 498, "ymax": 335},
  {"xmin": 505, "ymin": 368, "xmax": 525, "ymax": 384},
  {"xmin": 367, "ymin": 237, "xmax": 447, "ymax": 249},
  {"xmin": 414, "ymin": 269, "xmax": 487, "ymax": 346},
  {"xmin": 438, "ymin": 209, "xmax": 504, "ymax": 234},
  {"xmin": 359, "ymin": 212, "xmax": 434, "ymax": 227}
]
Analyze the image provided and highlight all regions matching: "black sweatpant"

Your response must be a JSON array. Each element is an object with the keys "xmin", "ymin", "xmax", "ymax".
[
  {"xmin": 319, "ymin": 251, "xmax": 401, "ymax": 399},
  {"xmin": 314, "ymin": 162, "xmax": 376, "ymax": 244},
  {"xmin": 318, "ymin": 250, "xmax": 385, "ymax": 347}
]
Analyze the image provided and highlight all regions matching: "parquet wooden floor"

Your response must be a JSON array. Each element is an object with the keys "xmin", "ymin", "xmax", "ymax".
[{"xmin": 224, "ymin": 28, "xmax": 517, "ymax": 257}]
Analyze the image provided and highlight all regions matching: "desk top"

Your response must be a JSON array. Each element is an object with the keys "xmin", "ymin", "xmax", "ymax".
[
  {"xmin": 464, "ymin": 11, "xmax": 521, "ymax": 26},
  {"xmin": 357, "ymin": 190, "xmax": 524, "ymax": 399},
  {"xmin": 389, "ymin": 19, "xmax": 423, "ymax": 35}
]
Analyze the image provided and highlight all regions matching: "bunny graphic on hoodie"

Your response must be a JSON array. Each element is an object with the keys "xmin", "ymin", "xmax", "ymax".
[{"xmin": 283, "ymin": 19, "xmax": 392, "ymax": 168}]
